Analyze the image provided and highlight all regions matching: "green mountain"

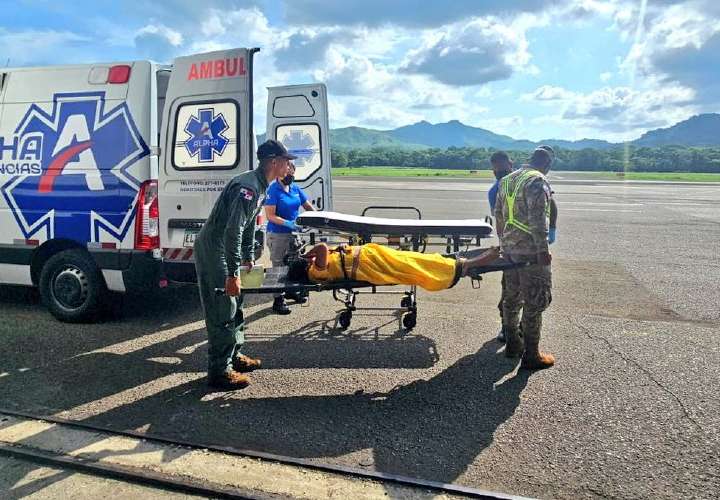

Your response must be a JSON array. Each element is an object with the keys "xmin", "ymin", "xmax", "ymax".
[
  {"xmin": 330, "ymin": 126, "xmax": 427, "ymax": 150},
  {"xmin": 387, "ymin": 120, "xmax": 537, "ymax": 149},
  {"xmin": 633, "ymin": 113, "xmax": 720, "ymax": 147},
  {"xmin": 328, "ymin": 114, "xmax": 720, "ymax": 150}
]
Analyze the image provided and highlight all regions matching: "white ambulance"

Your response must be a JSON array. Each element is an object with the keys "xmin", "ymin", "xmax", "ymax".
[{"xmin": 0, "ymin": 48, "xmax": 333, "ymax": 322}]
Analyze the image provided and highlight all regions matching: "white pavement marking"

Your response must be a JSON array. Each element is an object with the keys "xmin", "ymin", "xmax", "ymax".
[
  {"xmin": 561, "ymin": 202, "xmax": 644, "ymax": 206},
  {"xmin": 562, "ymin": 208, "xmax": 642, "ymax": 213}
]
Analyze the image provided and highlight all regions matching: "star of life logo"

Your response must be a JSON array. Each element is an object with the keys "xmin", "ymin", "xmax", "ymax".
[
  {"xmin": 0, "ymin": 92, "xmax": 150, "ymax": 243},
  {"xmin": 183, "ymin": 108, "xmax": 229, "ymax": 162},
  {"xmin": 281, "ymin": 129, "xmax": 318, "ymax": 168}
]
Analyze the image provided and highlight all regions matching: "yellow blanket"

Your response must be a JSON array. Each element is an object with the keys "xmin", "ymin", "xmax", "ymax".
[{"xmin": 308, "ymin": 243, "xmax": 457, "ymax": 291}]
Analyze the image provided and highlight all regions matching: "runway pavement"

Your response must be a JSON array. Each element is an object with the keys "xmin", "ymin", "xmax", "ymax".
[{"xmin": 1, "ymin": 176, "xmax": 718, "ymax": 499}]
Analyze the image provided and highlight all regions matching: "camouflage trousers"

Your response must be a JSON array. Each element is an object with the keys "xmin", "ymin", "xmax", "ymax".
[{"xmin": 501, "ymin": 264, "xmax": 552, "ymax": 348}]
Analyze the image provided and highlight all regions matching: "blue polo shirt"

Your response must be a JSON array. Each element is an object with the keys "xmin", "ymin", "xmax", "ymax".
[
  {"xmin": 265, "ymin": 181, "xmax": 308, "ymax": 233},
  {"xmin": 488, "ymin": 180, "xmax": 500, "ymax": 212}
]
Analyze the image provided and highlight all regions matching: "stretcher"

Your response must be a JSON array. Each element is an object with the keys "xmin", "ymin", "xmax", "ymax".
[
  {"xmin": 296, "ymin": 207, "xmax": 493, "ymax": 253},
  {"xmin": 218, "ymin": 250, "xmax": 523, "ymax": 331},
  {"xmin": 218, "ymin": 207, "xmax": 520, "ymax": 331}
]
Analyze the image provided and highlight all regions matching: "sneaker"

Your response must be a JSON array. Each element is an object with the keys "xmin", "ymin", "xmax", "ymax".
[
  {"xmin": 272, "ymin": 297, "xmax": 291, "ymax": 315},
  {"xmin": 233, "ymin": 354, "xmax": 262, "ymax": 373},
  {"xmin": 208, "ymin": 370, "xmax": 250, "ymax": 390}
]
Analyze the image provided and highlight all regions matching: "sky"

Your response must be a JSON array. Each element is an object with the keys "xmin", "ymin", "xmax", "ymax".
[{"xmin": 2, "ymin": 0, "xmax": 719, "ymax": 142}]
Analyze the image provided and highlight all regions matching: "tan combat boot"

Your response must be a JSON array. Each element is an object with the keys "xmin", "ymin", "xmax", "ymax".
[
  {"xmin": 520, "ymin": 336, "xmax": 555, "ymax": 370},
  {"xmin": 208, "ymin": 370, "xmax": 251, "ymax": 390},
  {"xmin": 233, "ymin": 354, "xmax": 262, "ymax": 372}
]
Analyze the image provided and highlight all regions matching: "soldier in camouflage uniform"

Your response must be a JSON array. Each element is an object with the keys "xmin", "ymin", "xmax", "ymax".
[
  {"xmin": 195, "ymin": 140, "xmax": 293, "ymax": 390},
  {"xmin": 494, "ymin": 147, "xmax": 555, "ymax": 370}
]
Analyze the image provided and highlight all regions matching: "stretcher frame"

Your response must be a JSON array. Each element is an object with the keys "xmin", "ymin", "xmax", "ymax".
[{"xmin": 220, "ymin": 206, "xmax": 518, "ymax": 332}]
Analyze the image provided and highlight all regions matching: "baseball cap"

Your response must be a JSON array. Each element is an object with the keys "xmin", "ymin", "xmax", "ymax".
[
  {"xmin": 256, "ymin": 139, "xmax": 297, "ymax": 160},
  {"xmin": 537, "ymin": 145, "xmax": 555, "ymax": 161}
]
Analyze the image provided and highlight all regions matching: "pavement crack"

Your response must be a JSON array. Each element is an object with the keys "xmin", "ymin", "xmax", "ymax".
[{"xmin": 572, "ymin": 319, "xmax": 704, "ymax": 434}]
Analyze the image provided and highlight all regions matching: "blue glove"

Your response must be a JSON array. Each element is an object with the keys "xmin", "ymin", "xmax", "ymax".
[
  {"xmin": 282, "ymin": 220, "xmax": 300, "ymax": 232},
  {"xmin": 548, "ymin": 227, "xmax": 557, "ymax": 245}
]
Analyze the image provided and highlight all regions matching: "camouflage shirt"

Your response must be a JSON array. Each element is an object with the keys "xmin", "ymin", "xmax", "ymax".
[{"xmin": 494, "ymin": 167, "xmax": 551, "ymax": 258}]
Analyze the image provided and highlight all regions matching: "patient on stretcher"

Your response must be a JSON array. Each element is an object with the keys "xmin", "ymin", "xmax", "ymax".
[{"xmin": 287, "ymin": 243, "xmax": 501, "ymax": 291}]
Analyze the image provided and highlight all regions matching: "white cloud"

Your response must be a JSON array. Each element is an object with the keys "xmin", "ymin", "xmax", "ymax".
[
  {"xmin": 600, "ymin": 71, "xmax": 613, "ymax": 81},
  {"xmin": 136, "ymin": 25, "xmax": 183, "ymax": 47},
  {"xmin": 401, "ymin": 18, "xmax": 532, "ymax": 86},
  {"xmin": 523, "ymin": 85, "xmax": 577, "ymax": 102},
  {"xmin": 0, "ymin": 28, "xmax": 90, "ymax": 66},
  {"xmin": 562, "ymin": 84, "xmax": 696, "ymax": 134},
  {"xmin": 623, "ymin": 3, "xmax": 720, "ymax": 105},
  {"xmin": 134, "ymin": 24, "xmax": 184, "ymax": 61},
  {"xmin": 281, "ymin": 0, "xmax": 563, "ymax": 28}
]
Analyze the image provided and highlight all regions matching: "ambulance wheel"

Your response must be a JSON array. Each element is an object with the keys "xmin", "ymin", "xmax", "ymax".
[
  {"xmin": 40, "ymin": 249, "xmax": 107, "ymax": 323},
  {"xmin": 338, "ymin": 310, "xmax": 352, "ymax": 330},
  {"xmin": 402, "ymin": 312, "xmax": 417, "ymax": 331}
]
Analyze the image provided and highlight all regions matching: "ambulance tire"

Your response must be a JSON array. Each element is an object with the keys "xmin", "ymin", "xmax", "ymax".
[{"xmin": 40, "ymin": 249, "xmax": 107, "ymax": 323}]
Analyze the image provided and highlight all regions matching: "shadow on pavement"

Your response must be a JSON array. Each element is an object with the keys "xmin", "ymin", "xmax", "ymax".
[{"xmin": 1, "ymin": 284, "xmax": 528, "ymax": 494}]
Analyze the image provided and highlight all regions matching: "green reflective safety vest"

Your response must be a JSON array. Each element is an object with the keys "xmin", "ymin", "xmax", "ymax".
[{"xmin": 501, "ymin": 169, "xmax": 550, "ymax": 235}]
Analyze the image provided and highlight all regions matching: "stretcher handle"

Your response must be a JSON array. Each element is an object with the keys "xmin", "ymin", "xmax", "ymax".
[{"xmin": 361, "ymin": 205, "xmax": 422, "ymax": 220}]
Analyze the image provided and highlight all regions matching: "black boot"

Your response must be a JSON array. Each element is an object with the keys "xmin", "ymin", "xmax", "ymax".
[
  {"xmin": 284, "ymin": 291, "xmax": 308, "ymax": 304},
  {"xmin": 272, "ymin": 296, "xmax": 291, "ymax": 315}
]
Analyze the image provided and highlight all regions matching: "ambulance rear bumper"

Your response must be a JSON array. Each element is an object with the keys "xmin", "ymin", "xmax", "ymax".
[{"xmin": 92, "ymin": 250, "xmax": 197, "ymax": 292}]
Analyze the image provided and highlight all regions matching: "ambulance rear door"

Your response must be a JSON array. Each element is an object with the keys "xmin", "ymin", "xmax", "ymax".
[
  {"xmin": 266, "ymin": 84, "xmax": 333, "ymax": 211},
  {"xmin": 158, "ymin": 48, "xmax": 258, "ymax": 256}
]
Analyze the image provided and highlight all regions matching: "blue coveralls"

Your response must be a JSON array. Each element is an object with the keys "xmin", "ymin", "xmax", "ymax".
[{"xmin": 194, "ymin": 168, "xmax": 268, "ymax": 377}]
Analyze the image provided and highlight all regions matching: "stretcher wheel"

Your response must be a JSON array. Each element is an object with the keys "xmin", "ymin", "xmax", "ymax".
[
  {"xmin": 339, "ymin": 310, "xmax": 352, "ymax": 330},
  {"xmin": 402, "ymin": 312, "xmax": 417, "ymax": 330},
  {"xmin": 400, "ymin": 296, "xmax": 411, "ymax": 308}
]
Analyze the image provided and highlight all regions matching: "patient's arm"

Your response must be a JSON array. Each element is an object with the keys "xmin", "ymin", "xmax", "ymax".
[
  {"xmin": 304, "ymin": 243, "xmax": 329, "ymax": 270},
  {"xmin": 460, "ymin": 247, "xmax": 501, "ymax": 277}
]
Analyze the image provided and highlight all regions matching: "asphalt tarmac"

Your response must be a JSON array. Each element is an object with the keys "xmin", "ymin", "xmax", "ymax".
[{"xmin": 1, "ymin": 175, "xmax": 718, "ymax": 499}]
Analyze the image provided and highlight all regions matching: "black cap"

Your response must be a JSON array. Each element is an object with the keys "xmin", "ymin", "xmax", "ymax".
[
  {"xmin": 537, "ymin": 144, "xmax": 555, "ymax": 161},
  {"xmin": 529, "ymin": 147, "xmax": 552, "ymax": 167},
  {"xmin": 257, "ymin": 139, "xmax": 297, "ymax": 161}
]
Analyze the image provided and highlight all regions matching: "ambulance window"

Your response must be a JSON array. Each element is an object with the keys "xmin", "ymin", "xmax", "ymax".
[
  {"xmin": 273, "ymin": 95, "xmax": 315, "ymax": 118},
  {"xmin": 276, "ymin": 123, "xmax": 322, "ymax": 181},
  {"xmin": 172, "ymin": 100, "xmax": 239, "ymax": 170}
]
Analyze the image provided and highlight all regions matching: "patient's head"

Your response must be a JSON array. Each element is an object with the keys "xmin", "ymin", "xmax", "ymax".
[{"xmin": 287, "ymin": 258, "xmax": 310, "ymax": 283}]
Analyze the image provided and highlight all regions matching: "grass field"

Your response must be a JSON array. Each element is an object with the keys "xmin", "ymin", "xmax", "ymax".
[
  {"xmin": 332, "ymin": 167, "xmax": 494, "ymax": 178},
  {"xmin": 558, "ymin": 171, "xmax": 720, "ymax": 182},
  {"xmin": 332, "ymin": 167, "xmax": 720, "ymax": 182}
]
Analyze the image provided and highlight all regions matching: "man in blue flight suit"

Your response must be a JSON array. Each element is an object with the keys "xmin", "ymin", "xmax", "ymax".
[{"xmin": 194, "ymin": 140, "xmax": 293, "ymax": 390}]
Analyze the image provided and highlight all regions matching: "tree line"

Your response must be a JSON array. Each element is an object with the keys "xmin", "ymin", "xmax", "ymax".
[{"xmin": 330, "ymin": 146, "xmax": 720, "ymax": 173}]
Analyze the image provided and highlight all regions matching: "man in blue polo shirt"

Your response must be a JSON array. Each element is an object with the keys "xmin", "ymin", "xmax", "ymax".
[
  {"xmin": 264, "ymin": 162, "xmax": 316, "ymax": 314},
  {"xmin": 489, "ymin": 151, "xmax": 515, "ymax": 342}
]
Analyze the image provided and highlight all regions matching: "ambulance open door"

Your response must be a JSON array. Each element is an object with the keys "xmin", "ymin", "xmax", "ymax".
[
  {"xmin": 158, "ymin": 48, "xmax": 258, "ymax": 255},
  {"xmin": 266, "ymin": 84, "xmax": 333, "ymax": 211}
]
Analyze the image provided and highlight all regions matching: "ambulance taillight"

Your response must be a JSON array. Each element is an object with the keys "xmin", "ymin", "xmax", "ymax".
[
  {"xmin": 134, "ymin": 180, "xmax": 159, "ymax": 250},
  {"xmin": 88, "ymin": 65, "xmax": 131, "ymax": 84}
]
